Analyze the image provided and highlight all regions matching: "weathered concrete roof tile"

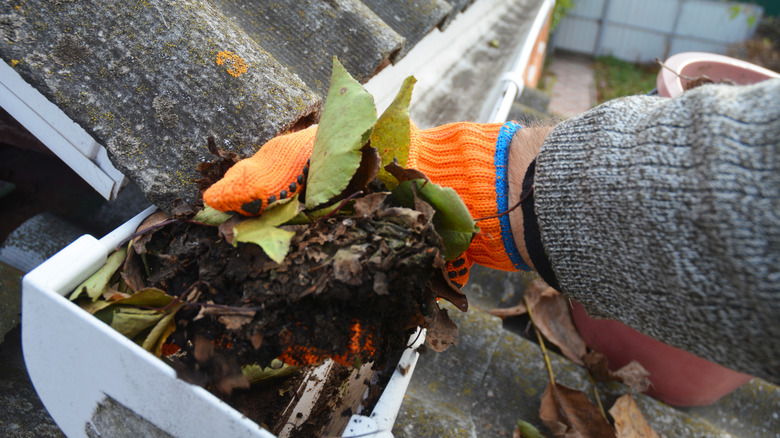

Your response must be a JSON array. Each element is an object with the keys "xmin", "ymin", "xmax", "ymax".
[
  {"xmin": 362, "ymin": 0, "xmax": 452, "ymax": 59},
  {"xmin": 1, "ymin": 0, "xmax": 320, "ymax": 212},
  {"xmin": 213, "ymin": 0, "xmax": 405, "ymax": 97},
  {"xmin": 439, "ymin": 0, "xmax": 475, "ymax": 29},
  {"xmin": 0, "ymin": 0, "xmax": 483, "ymax": 213}
]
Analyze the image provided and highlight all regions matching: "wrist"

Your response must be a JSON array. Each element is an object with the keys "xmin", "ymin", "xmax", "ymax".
[{"xmin": 507, "ymin": 126, "xmax": 553, "ymax": 271}]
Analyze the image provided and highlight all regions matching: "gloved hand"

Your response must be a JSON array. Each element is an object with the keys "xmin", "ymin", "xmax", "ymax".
[{"xmin": 203, "ymin": 121, "xmax": 531, "ymax": 287}]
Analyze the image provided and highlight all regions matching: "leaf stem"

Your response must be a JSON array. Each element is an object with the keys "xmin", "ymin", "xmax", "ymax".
[
  {"xmin": 588, "ymin": 371, "xmax": 608, "ymax": 419},
  {"xmin": 524, "ymin": 294, "xmax": 555, "ymax": 386},
  {"xmin": 323, "ymin": 190, "xmax": 364, "ymax": 219}
]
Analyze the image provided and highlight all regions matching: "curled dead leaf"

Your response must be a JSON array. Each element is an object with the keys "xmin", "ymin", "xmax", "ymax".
[
  {"xmin": 539, "ymin": 382, "xmax": 616, "ymax": 438},
  {"xmin": 218, "ymin": 215, "xmax": 242, "ymax": 245},
  {"xmin": 612, "ymin": 361, "xmax": 652, "ymax": 393},
  {"xmin": 132, "ymin": 211, "xmax": 170, "ymax": 254},
  {"xmin": 121, "ymin": 245, "xmax": 145, "ymax": 293},
  {"xmin": 353, "ymin": 192, "xmax": 390, "ymax": 217},
  {"xmin": 424, "ymin": 300, "xmax": 459, "ymax": 352},
  {"xmin": 584, "ymin": 351, "xmax": 652, "ymax": 393},
  {"xmin": 217, "ymin": 311, "xmax": 257, "ymax": 331},
  {"xmin": 384, "ymin": 159, "xmax": 429, "ymax": 184},
  {"xmin": 524, "ymin": 279, "xmax": 586, "ymax": 365},
  {"xmin": 608, "ymin": 394, "xmax": 659, "ymax": 438},
  {"xmin": 429, "ymin": 267, "xmax": 468, "ymax": 312}
]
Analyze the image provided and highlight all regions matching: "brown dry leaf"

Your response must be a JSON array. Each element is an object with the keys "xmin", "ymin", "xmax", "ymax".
[
  {"xmin": 132, "ymin": 211, "xmax": 170, "ymax": 254},
  {"xmin": 250, "ymin": 331, "xmax": 264, "ymax": 350},
  {"xmin": 333, "ymin": 245, "xmax": 368, "ymax": 286},
  {"xmin": 424, "ymin": 301, "xmax": 459, "ymax": 352},
  {"xmin": 608, "ymin": 394, "xmax": 659, "ymax": 438},
  {"xmin": 583, "ymin": 351, "xmax": 613, "ymax": 382},
  {"xmin": 525, "ymin": 279, "xmax": 586, "ymax": 365},
  {"xmin": 218, "ymin": 313, "xmax": 256, "ymax": 331},
  {"xmin": 170, "ymin": 199, "xmax": 195, "ymax": 219},
  {"xmin": 196, "ymin": 136, "xmax": 241, "ymax": 193},
  {"xmin": 584, "ymin": 352, "xmax": 652, "ymax": 393},
  {"xmin": 384, "ymin": 159, "xmax": 429, "ymax": 184},
  {"xmin": 200, "ymin": 307, "xmax": 256, "ymax": 318},
  {"xmin": 539, "ymin": 382, "xmax": 616, "ymax": 438},
  {"xmin": 103, "ymin": 290, "xmax": 131, "ymax": 301},
  {"xmin": 343, "ymin": 145, "xmax": 381, "ymax": 194},
  {"xmin": 218, "ymin": 215, "xmax": 242, "ymax": 244},
  {"xmin": 428, "ymin": 267, "xmax": 468, "ymax": 312},
  {"xmin": 613, "ymin": 361, "xmax": 652, "ymax": 393},
  {"xmin": 121, "ymin": 245, "xmax": 145, "ymax": 293},
  {"xmin": 353, "ymin": 192, "xmax": 390, "ymax": 217},
  {"xmin": 183, "ymin": 335, "xmax": 250, "ymax": 396}
]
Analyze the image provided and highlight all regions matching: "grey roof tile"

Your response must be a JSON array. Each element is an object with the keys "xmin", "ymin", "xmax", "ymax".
[
  {"xmin": 362, "ymin": 0, "xmax": 452, "ymax": 59},
  {"xmin": 0, "ymin": 0, "xmax": 484, "ymax": 213},
  {"xmin": 1, "ymin": 0, "xmax": 320, "ymax": 213},
  {"xmin": 213, "ymin": 0, "xmax": 405, "ymax": 97},
  {"xmin": 439, "ymin": 0, "xmax": 475, "ymax": 29}
]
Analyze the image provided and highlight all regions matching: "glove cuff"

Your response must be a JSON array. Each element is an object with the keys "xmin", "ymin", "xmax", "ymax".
[{"xmin": 409, "ymin": 121, "xmax": 530, "ymax": 272}]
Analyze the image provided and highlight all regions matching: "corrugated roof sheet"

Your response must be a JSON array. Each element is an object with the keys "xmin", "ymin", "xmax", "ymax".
[
  {"xmin": 0, "ymin": 0, "xmax": 486, "ymax": 213},
  {"xmin": 213, "ymin": 0, "xmax": 404, "ymax": 97}
]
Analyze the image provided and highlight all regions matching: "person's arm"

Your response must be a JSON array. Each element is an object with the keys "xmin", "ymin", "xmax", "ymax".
[{"xmin": 507, "ymin": 79, "xmax": 780, "ymax": 383}]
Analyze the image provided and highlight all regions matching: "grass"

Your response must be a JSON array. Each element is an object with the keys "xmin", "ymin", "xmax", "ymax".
[{"xmin": 593, "ymin": 56, "xmax": 659, "ymax": 103}]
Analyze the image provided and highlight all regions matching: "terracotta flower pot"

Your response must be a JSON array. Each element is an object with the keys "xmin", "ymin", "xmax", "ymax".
[
  {"xmin": 657, "ymin": 51, "xmax": 779, "ymax": 98},
  {"xmin": 570, "ymin": 301, "xmax": 752, "ymax": 406}
]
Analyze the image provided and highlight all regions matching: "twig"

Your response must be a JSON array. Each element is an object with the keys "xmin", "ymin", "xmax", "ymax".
[
  {"xmin": 181, "ymin": 301, "xmax": 265, "ymax": 312},
  {"xmin": 474, "ymin": 186, "xmax": 533, "ymax": 222},
  {"xmin": 116, "ymin": 218, "xmax": 217, "ymax": 250},
  {"xmin": 655, "ymin": 58, "xmax": 699, "ymax": 82},
  {"xmin": 323, "ymin": 190, "xmax": 364, "ymax": 219}
]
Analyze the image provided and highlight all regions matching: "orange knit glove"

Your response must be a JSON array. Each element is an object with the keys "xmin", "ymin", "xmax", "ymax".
[
  {"xmin": 204, "ymin": 125, "xmax": 316, "ymax": 215},
  {"xmin": 203, "ymin": 121, "xmax": 530, "ymax": 286}
]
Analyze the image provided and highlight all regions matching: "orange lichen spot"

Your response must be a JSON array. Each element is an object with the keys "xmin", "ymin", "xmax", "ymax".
[
  {"xmin": 10, "ymin": 60, "xmax": 19, "ymax": 67},
  {"xmin": 216, "ymin": 50, "xmax": 248, "ymax": 77}
]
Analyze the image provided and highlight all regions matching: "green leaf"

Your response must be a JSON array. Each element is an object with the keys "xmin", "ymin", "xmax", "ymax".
[
  {"xmin": 242, "ymin": 360, "xmax": 300, "ymax": 384},
  {"xmin": 306, "ymin": 199, "xmax": 356, "ymax": 219},
  {"xmin": 393, "ymin": 179, "xmax": 478, "ymax": 260},
  {"xmin": 515, "ymin": 420, "xmax": 545, "ymax": 438},
  {"xmin": 110, "ymin": 307, "xmax": 165, "ymax": 339},
  {"xmin": 233, "ymin": 195, "xmax": 301, "ymax": 263},
  {"xmin": 115, "ymin": 287, "xmax": 175, "ymax": 308},
  {"xmin": 142, "ymin": 303, "xmax": 183, "ymax": 354},
  {"xmin": 372, "ymin": 76, "xmax": 416, "ymax": 190},
  {"xmin": 305, "ymin": 57, "xmax": 377, "ymax": 209},
  {"xmin": 70, "ymin": 247, "xmax": 128, "ymax": 302},
  {"xmin": 193, "ymin": 206, "xmax": 233, "ymax": 225}
]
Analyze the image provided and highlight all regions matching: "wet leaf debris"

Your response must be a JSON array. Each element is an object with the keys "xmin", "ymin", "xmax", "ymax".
[{"xmin": 68, "ymin": 57, "xmax": 477, "ymax": 435}]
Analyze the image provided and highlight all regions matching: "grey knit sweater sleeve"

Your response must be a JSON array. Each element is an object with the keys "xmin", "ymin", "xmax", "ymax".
[{"xmin": 534, "ymin": 78, "xmax": 780, "ymax": 383}]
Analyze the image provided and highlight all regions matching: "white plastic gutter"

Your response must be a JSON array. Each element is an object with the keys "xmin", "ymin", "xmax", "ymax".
[
  {"xmin": 0, "ymin": 60, "xmax": 127, "ymax": 200},
  {"xmin": 488, "ymin": 0, "xmax": 555, "ymax": 123},
  {"xmin": 342, "ymin": 327, "xmax": 426, "ymax": 438},
  {"xmin": 365, "ymin": 0, "xmax": 527, "ymax": 114}
]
